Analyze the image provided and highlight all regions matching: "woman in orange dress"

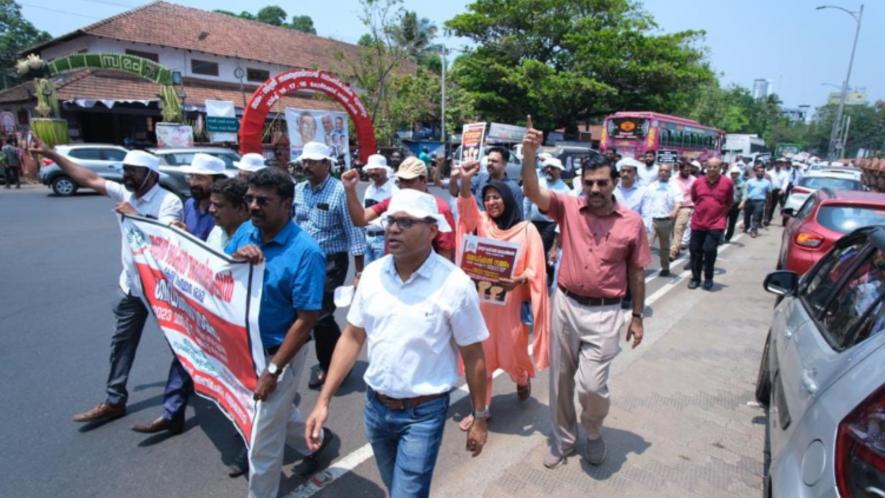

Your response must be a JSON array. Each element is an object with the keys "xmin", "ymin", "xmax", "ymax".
[{"xmin": 455, "ymin": 160, "xmax": 549, "ymax": 430}]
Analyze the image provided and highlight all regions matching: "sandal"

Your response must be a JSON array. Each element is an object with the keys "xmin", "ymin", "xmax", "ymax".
[
  {"xmin": 458, "ymin": 414, "xmax": 474, "ymax": 431},
  {"xmin": 517, "ymin": 381, "xmax": 531, "ymax": 401}
]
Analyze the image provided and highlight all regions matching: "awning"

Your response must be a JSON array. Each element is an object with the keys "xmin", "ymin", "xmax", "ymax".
[{"xmin": 65, "ymin": 98, "xmax": 158, "ymax": 109}]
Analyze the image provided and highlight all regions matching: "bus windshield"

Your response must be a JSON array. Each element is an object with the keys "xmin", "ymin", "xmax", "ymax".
[{"xmin": 607, "ymin": 117, "xmax": 649, "ymax": 139}]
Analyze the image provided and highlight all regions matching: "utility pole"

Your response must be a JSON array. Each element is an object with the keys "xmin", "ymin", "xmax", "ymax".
[
  {"xmin": 440, "ymin": 46, "xmax": 446, "ymax": 148},
  {"xmin": 817, "ymin": 4, "xmax": 864, "ymax": 159}
]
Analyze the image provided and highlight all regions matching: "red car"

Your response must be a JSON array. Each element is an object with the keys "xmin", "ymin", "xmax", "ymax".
[{"xmin": 779, "ymin": 188, "xmax": 885, "ymax": 274}]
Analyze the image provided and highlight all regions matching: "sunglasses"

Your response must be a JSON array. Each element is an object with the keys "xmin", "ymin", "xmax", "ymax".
[
  {"xmin": 244, "ymin": 194, "xmax": 277, "ymax": 207},
  {"xmin": 582, "ymin": 179, "xmax": 612, "ymax": 188},
  {"xmin": 382, "ymin": 217, "xmax": 435, "ymax": 230}
]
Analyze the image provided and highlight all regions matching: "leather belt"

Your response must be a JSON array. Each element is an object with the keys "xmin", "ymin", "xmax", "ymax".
[
  {"xmin": 653, "ymin": 217, "xmax": 672, "ymax": 221},
  {"xmin": 558, "ymin": 285, "xmax": 622, "ymax": 307},
  {"xmin": 372, "ymin": 389, "xmax": 448, "ymax": 411},
  {"xmin": 366, "ymin": 229, "xmax": 385, "ymax": 236}
]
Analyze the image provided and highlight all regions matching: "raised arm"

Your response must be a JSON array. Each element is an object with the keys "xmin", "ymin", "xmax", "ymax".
[
  {"xmin": 30, "ymin": 137, "xmax": 107, "ymax": 195},
  {"xmin": 340, "ymin": 169, "xmax": 376, "ymax": 227},
  {"xmin": 520, "ymin": 116, "xmax": 552, "ymax": 212}
]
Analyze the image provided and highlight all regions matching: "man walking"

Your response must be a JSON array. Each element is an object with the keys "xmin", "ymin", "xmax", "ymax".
[
  {"xmin": 642, "ymin": 164, "xmax": 683, "ymax": 277},
  {"xmin": 362, "ymin": 154, "xmax": 398, "ymax": 264},
  {"xmin": 636, "ymin": 150, "xmax": 659, "ymax": 186},
  {"xmin": 613, "ymin": 158, "xmax": 647, "ymax": 214},
  {"xmin": 2, "ymin": 136, "xmax": 22, "ymax": 189},
  {"xmin": 293, "ymin": 141, "xmax": 366, "ymax": 390},
  {"xmin": 525, "ymin": 156, "xmax": 572, "ymax": 286},
  {"xmin": 724, "ymin": 166, "xmax": 745, "ymax": 242},
  {"xmin": 449, "ymin": 146, "xmax": 523, "ymax": 209},
  {"xmin": 30, "ymin": 138, "xmax": 183, "ymax": 423},
  {"xmin": 670, "ymin": 160, "xmax": 696, "ymax": 259},
  {"xmin": 688, "ymin": 159, "xmax": 733, "ymax": 290},
  {"xmin": 206, "ymin": 178, "xmax": 250, "ymax": 252},
  {"xmin": 739, "ymin": 164, "xmax": 772, "ymax": 238},
  {"xmin": 520, "ymin": 118, "xmax": 650, "ymax": 469},
  {"xmin": 305, "ymin": 188, "xmax": 490, "ymax": 498},
  {"xmin": 228, "ymin": 168, "xmax": 334, "ymax": 497}
]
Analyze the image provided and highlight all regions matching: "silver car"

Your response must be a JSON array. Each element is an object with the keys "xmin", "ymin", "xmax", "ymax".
[
  {"xmin": 148, "ymin": 147, "xmax": 240, "ymax": 198},
  {"xmin": 39, "ymin": 144, "xmax": 128, "ymax": 196},
  {"xmin": 757, "ymin": 225, "xmax": 884, "ymax": 498}
]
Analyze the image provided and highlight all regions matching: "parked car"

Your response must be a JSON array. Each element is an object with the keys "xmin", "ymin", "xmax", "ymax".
[
  {"xmin": 450, "ymin": 144, "xmax": 523, "ymax": 181},
  {"xmin": 39, "ymin": 144, "xmax": 129, "ymax": 196},
  {"xmin": 541, "ymin": 143, "xmax": 601, "ymax": 181},
  {"xmin": 756, "ymin": 225, "xmax": 884, "ymax": 498},
  {"xmin": 779, "ymin": 189, "xmax": 885, "ymax": 275},
  {"xmin": 782, "ymin": 172, "xmax": 865, "ymax": 224},
  {"xmin": 148, "ymin": 147, "xmax": 240, "ymax": 198}
]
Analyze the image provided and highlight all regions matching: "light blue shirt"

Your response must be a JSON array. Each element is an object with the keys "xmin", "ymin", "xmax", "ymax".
[
  {"xmin": 525, "ymin": 174, "xmax": 570, "ymax": 221},
  {"xmin": 614, "ymin": 183, "xmax": 647, "ymax": 214},
  {"xmin": 745, "ymin": 178, "xmax": 773, "ymax": 201},
  {"xmin": 642, "ymin": 180, "xmax": 683, "ymax": 219}
]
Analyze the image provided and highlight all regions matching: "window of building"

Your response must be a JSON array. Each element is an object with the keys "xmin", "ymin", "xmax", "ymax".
[
  {"xmin": 125, "ymin": 49, "xmax": 159, "ymax": 62},
  {"xmin": 191, "ymin": 59, "xmax": 219, "ymax": 76},
  {"xmin": 246, "ymin": 68, "xmax": 270, "ymax": 82}
]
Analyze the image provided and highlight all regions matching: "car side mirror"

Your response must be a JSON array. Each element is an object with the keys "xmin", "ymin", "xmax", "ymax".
[
  {"xmin": 782, "ymin": 208, "xmax": 795, "ymax": 218},
  {"xmin": 764, "ymin": 270, "xmax": 799, "ymax": 296}
]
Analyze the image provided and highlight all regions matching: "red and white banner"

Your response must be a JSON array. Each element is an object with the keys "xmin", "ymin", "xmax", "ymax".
[{"xmin": 121, "ymin": 216, "xmax": 264, "ymax": 444}]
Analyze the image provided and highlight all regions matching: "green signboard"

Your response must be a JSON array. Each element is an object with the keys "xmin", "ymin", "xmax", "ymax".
[
  {"xmin": 47, "ymin": 53, "xmax": 173, "ymax": 85},
  {"xmin": 206, "ymin": 116, "xmax": 239, "ymax": 133}
]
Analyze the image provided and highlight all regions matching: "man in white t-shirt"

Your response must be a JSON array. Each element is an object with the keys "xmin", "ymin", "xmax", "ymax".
[
  {"xmin": 205, "ymin": 177, "xmax": 251, "ymax": 252},
  {"xmin": 361, "ymin": 154, "xmax": 398, "ymax": 263},
  {"xmin": 31, "ymin": 137, "xmax": 182, "ymax": 424},
  {"xmin": 637, "ymin": 150, "xmax": 659, "ymax": 186}
]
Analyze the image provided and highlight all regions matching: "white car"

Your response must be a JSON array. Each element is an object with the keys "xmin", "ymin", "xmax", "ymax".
[{"xmin": 782, "ymin": 172, "xmax": 865, "ymax": 223}]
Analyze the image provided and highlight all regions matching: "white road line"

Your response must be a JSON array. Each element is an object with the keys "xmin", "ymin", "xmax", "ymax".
[{"xmin": 285, "ymin": 233, "xmax": 745, "ymax": 497}]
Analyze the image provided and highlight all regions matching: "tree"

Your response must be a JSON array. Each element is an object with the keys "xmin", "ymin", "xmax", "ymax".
[
  {"xmin": 0, "ymin": 0, "xmax": 50, "ymax": 89},
  {"xmin": 390, "ymin": 11, "xmax": 440, "ymax": 69},
  {"xmin": 256, "ymin": 6, "xmax": 287, "ymax": 26},
  {"xmin": 445, "ymin": 0, "xmax": 715, "ymax": 133},
  {"xmin": 215, "ymin": 6, "xmax": 316, "ymax": 33},
  {"xmin": 289, "ymin": 15, "xmax": 316, "ymax": 34}
]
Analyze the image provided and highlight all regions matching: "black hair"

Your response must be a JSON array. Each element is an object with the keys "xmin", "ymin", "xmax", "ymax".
[
  {"xmin": 211, "ymin": 178, "xmax": 248, "ymax": 207},
  {"xmin": 248, "ymin": 167, "xmax": 294, "ymax": 200},
  {"xmin": 486, "ymin": 145, "xmax": 510, "ymax": 162},
  {"xmin": 581, "ymin": 155, "xmax": 618, "ymax": 180},
  {"xmin": 644, "ymin": 150, "xmax": 656, "ymax": 157}
]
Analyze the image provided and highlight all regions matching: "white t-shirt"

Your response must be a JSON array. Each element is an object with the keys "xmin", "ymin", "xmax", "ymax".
[
  {"xmin": 636, "ymin": 163, "xmax": 659, "ymax": 187},
  {"xmin": 347, "ymin": 252, "xmax": 489, "ymax": 398},
  {"xmin": 363, "ymin": 178, "xmax": 398, "ymax": 233},
  {"xmin": 106, "ymin": 180, "xmax": 182, "ymax": 294},
  {"xmin": 206, "ymin": 225, "xmax": 229, "ymax": 252}
]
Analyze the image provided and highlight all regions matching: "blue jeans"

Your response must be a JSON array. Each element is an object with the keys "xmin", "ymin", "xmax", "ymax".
[
  {"xmin": 364, "ymin": 232, "xmax": 386, "ymax": 264},
  {"xmin": 364, "ymin": 389, "xmax": 450, "ymax": 498}
]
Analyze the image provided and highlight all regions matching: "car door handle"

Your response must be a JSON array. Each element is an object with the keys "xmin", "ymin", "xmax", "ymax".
[{"xmin": 801, "ymin": 369, "xmax": 818, "ymax": 395}]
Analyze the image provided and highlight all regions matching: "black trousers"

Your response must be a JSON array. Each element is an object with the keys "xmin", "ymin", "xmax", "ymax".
[
  {"xmin": 724, "ymin": 206, "xmax": 741, "ymax": 242},
  {"xmin": 531, "ymin": 220, "xmax": 557, "ymax": 287},
  {"xmin": 315, "ymin": 251, "xmax": 349, "ymax": 372},
  {"xmin": 4, "ymin": 166, "xmax": 21, "ymax": 188},
  {"xmin": 689, "ymin": 229, "xmax": 723, "ymax": 282},
  {"xmin": 765, "ymin": 189, "xmax": 782, "ymax": 224}
]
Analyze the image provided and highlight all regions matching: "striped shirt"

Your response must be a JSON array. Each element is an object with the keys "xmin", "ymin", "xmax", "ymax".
[{"xmin": 294, "ymin": 175, "xmax": 366, "ymax": 256}]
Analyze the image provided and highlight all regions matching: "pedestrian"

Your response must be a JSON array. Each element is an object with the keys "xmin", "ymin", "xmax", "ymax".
[
  {"xmin": 455, "ymin": 160, "xmax": 550, "ymax": 430},
  {"xmin": 233, "ymin": 152, "xmax": 267, "ymax": 180},
  {"xmin": 525, "ymin": 156, "xmax": 572, "ymax": 287},
  {"xmin": 669, "ymin": 160, "xmax": 696, "ymax": 260},
  {"xmin": 764, "ymin": 159, "xmax": 787, "ymax": 225},
  {"xmin": 724, "ymin": 166, "xmax": 745, "ymax": 242},
  {"xmin": 130, "ymin": 153, "xmax": 228, "ymax": 436},
  {"xmin": 418, "ymin": 146, "xmax": 432, "ymax": 168},
  {"xmin": 3, "ymin": 136, "xmax": 22, "ymax": 189},
  {"xmin": 687, "ymin": 158, "xmax": 733, "ymax": 290},
  {"xmin": 206, "ymin": 178, "xmax": 250, "ymax": 252},
  {"xmin": 387, "ymin": 149, "xmax": 404, "ymax": 171},
  {"xmin": 642, "ymin": 163, "xmax": 683, "ymax": 277},
  {"xmin": 448, "ymin": 146, "xmax": 523, "ymax": 210},
  {"xmin": 520, "ymin": 118, "xmax": 650, "ymax": 469},
  {"xmin": 343, "ymin": 157, "xmax": 456, "ymax": 261},
  {"xmin": 739, "ymin": 164, "xmax": 773, "ymax": 238},
  {"xmin": 304, "ymin": 188, "xmax": 490, "ymax": 498},
  {"xmin": 30, "ymin": 137, "xmax": 183, "ymax": 423},
  {"xmin": 361, "ymin": 154, "xmax": 398, "ymax": 264},
  {"xmin": 636, "ymin": 150, "xmax": 659, "ymax": 186},
  {"xmin": 613, "ymin": 158, "xmax": 647, "ymax": 214},
  {"xmin": 292, "ymin": 141, "xmax": 366, "ymax": 390}
]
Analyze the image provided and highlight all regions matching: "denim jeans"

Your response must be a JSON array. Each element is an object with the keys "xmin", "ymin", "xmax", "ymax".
[
  {"xmin": 364, "ymin": 232, "xmax": 386, "ymax": 264},
  {"xmin": 746, "ymin": 199, "xmax": 766, "ymax": 234},
  {"xmin": 364, "ymin": 389, "xmax": 450, "ymax": 498},
  {"xmin": 106, "ymin": 292, "xmax": 149, "ymax": 405}
]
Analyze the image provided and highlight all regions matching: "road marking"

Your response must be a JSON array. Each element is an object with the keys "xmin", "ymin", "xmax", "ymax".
[{"xmin": 285, "ymin": 233, "xmax": 745, "ymax": 497}]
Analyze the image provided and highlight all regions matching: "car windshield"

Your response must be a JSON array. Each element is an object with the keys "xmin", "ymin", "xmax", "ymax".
[
  {"xmin": 817, "ymin": 205, "xmax": 885, "ymax": 234},
  {"xmin": 159, "ymin": 152, "xmax": 237, "ymax": 168},
  {"xmin": 799, "ymin": 176, "xmax": 861, "ymax": 191}
]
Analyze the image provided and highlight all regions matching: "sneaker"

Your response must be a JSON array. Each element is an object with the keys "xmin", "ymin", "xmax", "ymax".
[
  {"xmin": 543, "ymin": 445, "xmax": 576, "ymax": 469},
  {"xmin": 703, "ymin": 280, "xmax": 714, "ymax": 291},
  {"xmin": 687, "ymin": 280, "xmax": 700, "ymax": 290},
  {"xmin": 659, "ymin": 269, "xmax": 671, "ymax": 277},
  {"xmin": 583, "ymin": 437, "xmax": 607, "ymax": 466}
]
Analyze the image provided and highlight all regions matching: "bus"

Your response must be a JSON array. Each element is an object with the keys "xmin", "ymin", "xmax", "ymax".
[{"xmin": 601, "ymin": 111, "xmax": 724, "ymax": 164}]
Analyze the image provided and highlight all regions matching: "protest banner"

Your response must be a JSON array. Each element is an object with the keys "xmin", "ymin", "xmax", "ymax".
[
  {"xmin": 155, "ymin": 123, "xmax": 194, "ymax": 148},
  {"xmin": 487, "ymin": 122, "xmax": 527, "ymax": 143},
  {"xmin": 121, "ymin": 216, "xmax": 264, "ymax": 444},
  {"xmin": 459, "ymin": 122, "xmax": 487, "ymax": 165},
  {"xmin": 284, "ymin": 107, "xmax": 351, "ymax": 171},
  {"xmin": 460, "ymin": 234, "xmax": 521, "ymax": 305}
]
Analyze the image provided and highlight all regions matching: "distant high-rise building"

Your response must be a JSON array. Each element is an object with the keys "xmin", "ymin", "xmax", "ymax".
[{"xmin": 752, "ymin": 79, "xmax": 772, "ymax": 100}]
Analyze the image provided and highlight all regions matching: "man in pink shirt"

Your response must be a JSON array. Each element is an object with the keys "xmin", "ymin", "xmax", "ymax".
[
  {"xmin": 688, "ymin": 158, "xmax": 733, "ymax": 290},
  {"xmin": 521, "ymin": 117, "xmax": 651, "ymax": 470},
  {"xmin": 669, "ymin": 159, "xmax": 696, "ymax": 259}
]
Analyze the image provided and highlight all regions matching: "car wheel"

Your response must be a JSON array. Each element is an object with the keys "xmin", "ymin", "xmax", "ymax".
[
  {"xmin": 755, "ymin": 330, "xmax": 772, "ymax": 407},
  {"xmin": 51, "ymin": 175, "xmax": 78, "ymax": 196}
]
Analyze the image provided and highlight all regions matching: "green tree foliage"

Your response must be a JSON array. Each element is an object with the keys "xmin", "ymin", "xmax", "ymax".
[
  {"xmin": 805, "ymin": 101, "xmax": 885, "ymax": 157},
  {"xmin": 445, "ymin": 0, "xmax": 714, "ymax": 132},
  {"xmin": 289, "ymin": 15, "xmax": 317, "ymax": 34},
  {"xmin": 256, "ymin": 6, "xmax": 287, "ymax": 26},
  {"xmin": 214, "ymin": 6, "xmax": 315, "ymax": 33},
  {"xmin": 0, "ymin": 0, "xmax": 50, "ymax": 89}
]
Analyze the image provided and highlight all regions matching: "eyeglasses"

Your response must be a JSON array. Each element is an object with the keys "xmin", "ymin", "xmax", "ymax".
[
  {"xmin": 582, "ymin": 179, "xmax": 612, "ymax": 188},
  {"xmin": 382, "ymin": 217, "xmax": 434, "ymax": 230},
  {"xmin": 244, "ymin": 194, "xmax": 276, "ymax": 207}
]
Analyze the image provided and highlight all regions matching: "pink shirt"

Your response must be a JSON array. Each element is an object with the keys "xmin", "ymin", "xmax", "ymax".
[
  {"xmin": 545, "ymin": 192, "xmax": 651, "ymax": 299},
  {"xmin": 673, "ymin": 175, "xmax": 696, "ymax": 207}
]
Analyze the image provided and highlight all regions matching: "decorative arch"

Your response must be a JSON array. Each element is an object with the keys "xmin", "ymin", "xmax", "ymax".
[
  {"xmin": 46, "ymin": 53, "xmax": 174, "ymax": 84},
  {"xmin": 238, "ymin": 69, "xmax": 376, "ymax": 163}
]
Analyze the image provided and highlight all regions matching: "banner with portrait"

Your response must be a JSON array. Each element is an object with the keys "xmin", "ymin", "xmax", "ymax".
[{"xmin": 284, "ymin": 107, "xmax": 350, "ymax": 171}]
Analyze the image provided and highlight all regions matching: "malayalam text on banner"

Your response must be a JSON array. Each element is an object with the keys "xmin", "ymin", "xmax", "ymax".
[{"xmin": 460, "ymin": 234, "xmax": 521, "ymax": 305}]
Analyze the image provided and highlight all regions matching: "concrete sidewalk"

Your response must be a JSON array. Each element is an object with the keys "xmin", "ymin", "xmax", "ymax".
[{"xmin": 431, "ymin": 229, "xmax": 781, "ymax": 498}]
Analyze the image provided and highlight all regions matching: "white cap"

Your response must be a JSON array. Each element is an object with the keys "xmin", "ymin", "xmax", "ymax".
[
  {"xmin": 364, "ymin": 154, "xmax": 388, "ymax": 171},
  {"xmin": 296, "ymin": 141, "xmax": 334, "ymax": 162},
  {"xmin": 233, "ymin": 152, "xmax": 267, "ymax": 172},
  {"xmin": 728, "ymin": 166, "xmax": 741, "ymax": 175},
  {"xmin": 690, "ymin": 160, "xmax": 702, "ymax": 168},
  {"xmin": 542, "ymin": 157, "xmax": 565, "ymax": 170},
  {"xmin": 123, "ymin": 150, "xmax": 160, "ymax": 172},
  {"xmin": 616, "ymin": 157, "xmax": 643, "ymax": 172},
  {"xmin": 381, "ymin": 189, "xmax": 451, "ymax": 233},
  {"xmin": 178, "ymin": 153, "xmax": 226, "ymax": 176}
]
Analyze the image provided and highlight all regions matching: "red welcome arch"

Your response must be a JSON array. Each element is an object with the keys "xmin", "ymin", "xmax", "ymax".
[{"xmin": 239, "ymin": 69, "xmax": 376, "ymax": 163}]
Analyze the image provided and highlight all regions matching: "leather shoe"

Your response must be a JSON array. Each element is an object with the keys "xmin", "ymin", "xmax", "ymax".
[
  {"xmin": 227, "ymin": 446, "xmax": 249, "ymax": 478},
  {"xmin": 687, "ymin": 280, "xmax": 700, "ymax": 290},
  {"xmin": 73, "ymin": 402, "xmax": 126, "ymax": 423},
  {"xmin": 298, "ymin": 428, "xmax": 335, "ymax": 475},
  {"xmin": 703, "ymin": 280, "xmax": 714, "ymax": 291},
  {"xmin": 308, "ymin": 367, "xmax": 326, "ymax": 390},
  {"xmin": 659, "ymin": 269, "xmax": 671, "ymax": 277},
  {"xmin": 131, "ymin": 416, "xmax": 184, "ymax": 435}
]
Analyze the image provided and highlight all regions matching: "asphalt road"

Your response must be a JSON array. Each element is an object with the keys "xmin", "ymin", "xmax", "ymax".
[{"xmin": 0, "ymin": 182, "xmax": 727, "ymax": 498}]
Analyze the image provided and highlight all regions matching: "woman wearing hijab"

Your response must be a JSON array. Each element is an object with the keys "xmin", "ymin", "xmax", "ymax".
[{"xmin": 455, "ymin": 160, "xmax": 550, "ymax": 431}]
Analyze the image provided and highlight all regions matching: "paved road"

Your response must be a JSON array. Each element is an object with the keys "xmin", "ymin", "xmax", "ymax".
[{"xmin": 0, "ymin": 183, "xmax": 776, "ymax": 497}]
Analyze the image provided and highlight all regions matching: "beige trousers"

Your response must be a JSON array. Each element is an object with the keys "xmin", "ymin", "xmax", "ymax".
[
  {"xmin": 670, "ymin": 207, "xmax": 693, "ymax": 258},
  {"xmin": 548, "ymin": 288, "xmax": 625, "ymax": 455},
  {"xmin": 652, "ymin": 218, "xmax": 674, "ymax": 271}
]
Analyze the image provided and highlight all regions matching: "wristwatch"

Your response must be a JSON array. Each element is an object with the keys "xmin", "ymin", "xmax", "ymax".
[
  {"xmin": 267, "ymin": 362, "xmax": 283, "ymax": 377},
  {"xmin": 631, "ymin": 312, "xmax": 643, "ymax": 319},
  {"xmin": 473, "ymin": 407, "xmax": 490, "ymax": 420}
]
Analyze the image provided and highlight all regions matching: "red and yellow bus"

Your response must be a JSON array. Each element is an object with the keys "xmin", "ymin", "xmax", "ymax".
[{"xmin": 601, "ymin": 111, "xmax": 724, "ymax": 164}]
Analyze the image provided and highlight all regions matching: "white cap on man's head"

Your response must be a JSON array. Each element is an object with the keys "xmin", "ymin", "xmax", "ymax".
[
  {"xmin": 234, "ymin": 152, "xmax": 267, "ymax": 172},
  {"xmin": 616, "ymin": 157, "xmax": 643, "ymax": 172},
  {"xmin": 179, "ymin": 153, "xmax": 226, "ymax": 176},
  {"xmin": 542, "ymin": 157, "xmax": 565, "ymax": 171},
  {"xmin": 123, "ymin": 150, "xmax": 160, "ymax": 172},
  {"xmin": 296, "ymin": 141, "xmax": 334, "ymax": 162},
  {"xmin": 690, "ymin": 160, "xmax": 702, "ymax": 168},
  {"xmin": 382, "ymin": 189, "xmax": 451, "ymax": 232},
  {"xmin": 364, "ymin": 154, "xmax": 388, "ymax": 171},
  {"xmin": 729, "ymin": 166, "xmax": 741, "ymax": 175}
]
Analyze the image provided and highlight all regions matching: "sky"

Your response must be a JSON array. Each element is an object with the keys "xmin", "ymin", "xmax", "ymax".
[{"xmin": 19, "ymin": 0, "xmax": 884, "ymax": 110}]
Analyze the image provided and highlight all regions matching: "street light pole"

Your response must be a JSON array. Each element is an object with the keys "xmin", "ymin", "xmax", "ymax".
[
  {"xmin": 440, "ymin": 46, "xmax": 446, "ymax": 147},
  {"xmin": 817, "ymin": 3, "xmax": 863, "ymax": 159}
]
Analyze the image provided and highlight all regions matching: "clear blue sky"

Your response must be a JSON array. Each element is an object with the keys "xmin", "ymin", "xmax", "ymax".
[{"xmin": 20, "ymin": 0, "xmax": 884, "ymax": 109}]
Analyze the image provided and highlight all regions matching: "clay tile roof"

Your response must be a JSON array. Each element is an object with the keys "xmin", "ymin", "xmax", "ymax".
[{"xmin": 28, "ymin": 1, "xmax": 362, "ymax": 70}]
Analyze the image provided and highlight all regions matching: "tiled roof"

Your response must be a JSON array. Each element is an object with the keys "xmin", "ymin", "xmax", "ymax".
[{"xmin": 27, "ymin": 1, "xmax": 362, "ymax": 70}]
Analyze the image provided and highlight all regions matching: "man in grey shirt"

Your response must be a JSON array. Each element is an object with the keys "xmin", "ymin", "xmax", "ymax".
[{"xmin": 2, "ymin": 136, "xmax": 22, "ymax": 189}]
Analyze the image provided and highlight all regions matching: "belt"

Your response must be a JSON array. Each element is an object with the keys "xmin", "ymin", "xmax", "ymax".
[
  {"xmin": 653, "ymin": 216, "xmax": 672, "ymax": 221},
  {"xmin": 372, "ymin": 389, "xmax": 448, "ymax": 411},
  {"xmin": 264, "ymin": 345, "xmax": 280, "ymax": 356},
  {"xmin": 557, "ymin": 285, "xmax": 622, "ymax": 307},
  {"xmin": 366, "ymin": 229, "xmax": 385, "ymax": 236}
]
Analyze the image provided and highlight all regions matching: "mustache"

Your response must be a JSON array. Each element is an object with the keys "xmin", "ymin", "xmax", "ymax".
[{"xmin": 249, "ymin": 210, "xmax": 265, "ymax": 218}]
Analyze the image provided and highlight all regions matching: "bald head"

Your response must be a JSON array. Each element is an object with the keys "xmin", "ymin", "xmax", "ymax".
[{"xmin": 705, "ymin": 158, "xmax": 722, "ymax": 182}]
